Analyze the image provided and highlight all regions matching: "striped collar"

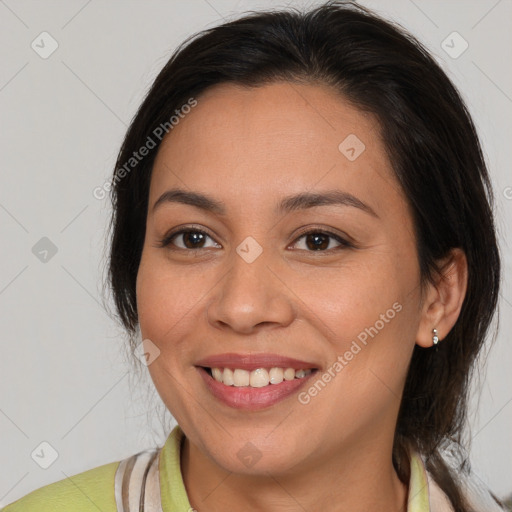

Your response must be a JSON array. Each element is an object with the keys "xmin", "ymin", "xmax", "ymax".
[{"xmin": 115, "ymin": 425, "xmax": 434, "ymax": 511}]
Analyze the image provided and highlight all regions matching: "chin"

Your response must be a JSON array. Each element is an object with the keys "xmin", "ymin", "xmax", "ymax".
[{"xmin": 200, "ymin": 433, "xmax": 308, "ymax": 476}]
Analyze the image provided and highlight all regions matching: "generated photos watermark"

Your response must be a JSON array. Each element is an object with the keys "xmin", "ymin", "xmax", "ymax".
[
  {"xmin": 93, "ymin": 97, "xmax": 198, "ymax": 200},
  {"xmin": 298, "ymin": 301, "xmax": 403, "ymax": 405}
]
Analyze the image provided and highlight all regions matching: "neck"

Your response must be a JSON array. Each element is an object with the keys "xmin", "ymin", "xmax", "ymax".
[{"xmin": 181, "ymin": 432, "xmax": 409, "ymax": 512}]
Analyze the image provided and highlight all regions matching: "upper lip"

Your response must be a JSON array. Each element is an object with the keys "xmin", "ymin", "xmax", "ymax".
[{"xmin": 195, "ymin": 353, "xmax": 319, "ymax": 371}]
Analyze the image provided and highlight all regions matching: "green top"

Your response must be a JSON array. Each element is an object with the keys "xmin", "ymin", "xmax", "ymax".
[{"xmin": 2, "ymin": 425, "xmax": 435, "ymax": 511}]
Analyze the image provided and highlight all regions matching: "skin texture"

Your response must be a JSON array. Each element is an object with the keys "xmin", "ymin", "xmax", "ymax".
[{"xmin": 136, "ymin": 81, "xmax": 468, "ymax": 512}]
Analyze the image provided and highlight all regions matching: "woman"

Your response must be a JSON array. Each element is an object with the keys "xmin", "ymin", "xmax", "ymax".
[{"xmin": 2, "ymin": 1, "xmax": 505, "ymax": 511}]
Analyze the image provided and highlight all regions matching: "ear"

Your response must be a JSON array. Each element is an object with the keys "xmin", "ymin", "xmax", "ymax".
[{"xmin": 415, "ymin": 248, "xmax": 468, "ymax": 348}]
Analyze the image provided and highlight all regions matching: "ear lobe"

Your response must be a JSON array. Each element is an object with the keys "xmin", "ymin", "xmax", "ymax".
[{"xmin": 415, "ymin": 248, "xmax": 468, "ymax": 348}]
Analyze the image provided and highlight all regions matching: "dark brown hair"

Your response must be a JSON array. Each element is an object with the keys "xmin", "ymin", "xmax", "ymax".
[{"xmin": 106, "ymin": 2, "xmax": 501, "ymax": 510}]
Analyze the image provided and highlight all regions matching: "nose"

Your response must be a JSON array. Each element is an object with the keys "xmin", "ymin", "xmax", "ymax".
[{"xmin": 207, "ymin": 249, "xmax": 295, "ymax": 334}]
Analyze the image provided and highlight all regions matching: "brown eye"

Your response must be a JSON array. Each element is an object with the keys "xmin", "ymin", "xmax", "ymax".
[
  {"xmin": 159, "ymin": 229, "xmax": 221, "ymax": 250},
  {"xmin": 180, "ymin": 231, "xmax": 207, "ymax": 249},
  {"xmin": 292, "ymin": 230, "xmax": 351, "ymax": 252},
  {"xmin": 305, "ymin": 233, "xmax": 330, "ymax": 250}
]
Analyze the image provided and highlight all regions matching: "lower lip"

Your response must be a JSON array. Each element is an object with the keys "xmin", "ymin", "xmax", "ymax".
[{"xmin": 196, "ymin": 367, "xmax": 317, "ymax": 411}]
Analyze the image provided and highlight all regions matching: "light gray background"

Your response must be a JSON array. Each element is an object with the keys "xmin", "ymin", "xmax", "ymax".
[{"xmin": 1, "ymin": 0, "xmax": 511, "ymax": 506}]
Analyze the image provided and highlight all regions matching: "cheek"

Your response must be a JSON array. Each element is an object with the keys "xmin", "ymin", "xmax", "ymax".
[
  {"xmin": 135, "ymin": 251, "xmax": 207, "ymax": 367},
  {"xmin": 135, "ymin": 252, "xmax": 206, "ymax": 423},
  {"xmin": 293, "ymin": 292, "xmax": 413, "ymax": 441},
  {"xmin": 137, "ymin": 250, "xmax": 196, "ymax": 330},
  {"xmin": 289, "ymin": 255, "xmax": 400, "ymax": 341},
  {"xmin": 291, "ymin": 253, "xmax": 416, "ymax": 400}
]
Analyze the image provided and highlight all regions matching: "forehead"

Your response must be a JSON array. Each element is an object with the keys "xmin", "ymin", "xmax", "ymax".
[{"xmin": 149, "ymin": 81, "xmax": 399, "ymax": 213}]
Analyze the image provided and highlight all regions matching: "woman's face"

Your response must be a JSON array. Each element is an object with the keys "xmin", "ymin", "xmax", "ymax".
[{"xmin": 136, "ymin": 81, "xmax": 424, "ymax": 475}]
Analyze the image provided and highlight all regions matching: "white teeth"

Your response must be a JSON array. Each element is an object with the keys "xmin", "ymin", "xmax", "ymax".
[
  {"xmin": 209, "ymin": 367, "xmax": 313, "ymax": 387},
  {"xmin": 233, "ymin": 369, "xmax": 250, "ymax": 387},
  {"xmin": 284, "ymin": 368, "xmax": 296, "ymax": 381},
  {"xmin": 249, "ymin": 368, "xmax": 269, "ymax": 388},
  {"xmin": 269, "ymin": 367, "xmax": 284, "ymax": 384},
  {"xmin": 222, "ymin": 368, "xmax": 234, "ymax": 386}
]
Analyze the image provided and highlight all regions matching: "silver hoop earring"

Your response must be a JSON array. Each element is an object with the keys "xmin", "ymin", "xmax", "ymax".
[{"xmin": 432, "ymin": 328, "xmax": 439, "ymax": 345}]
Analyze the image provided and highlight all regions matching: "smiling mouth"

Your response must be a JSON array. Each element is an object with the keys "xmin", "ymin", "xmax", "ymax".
[{"xmin": 201, "ymin": 366, "xmax": 318, "ymax": 388}]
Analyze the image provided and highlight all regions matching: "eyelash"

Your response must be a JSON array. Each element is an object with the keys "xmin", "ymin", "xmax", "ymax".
[{"xmin": 157, "ymin": 225, "xmax": 353, "ymax": 253}]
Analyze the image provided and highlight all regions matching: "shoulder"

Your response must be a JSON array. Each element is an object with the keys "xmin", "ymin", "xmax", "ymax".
[
  {"xmin": 426, "ymin": 469, "xmax": 506, "ymax": 512},
  {"xmin": 410, "ymin": 447, "xmax": 505, "ymax": 512},
  {"xmin": 1, "ymin": 460, "xmax": 120, "ymax": 512}
]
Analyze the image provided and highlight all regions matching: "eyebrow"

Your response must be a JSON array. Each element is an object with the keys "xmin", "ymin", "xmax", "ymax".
[{"xmin": 152, "ymin": 187, "xmax": 378, "ymax": 218}]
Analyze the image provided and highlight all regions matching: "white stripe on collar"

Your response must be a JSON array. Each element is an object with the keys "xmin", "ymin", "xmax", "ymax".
[{"xmin": 114, "ymin": 448, "xmax": 163, "ymax": 512}]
